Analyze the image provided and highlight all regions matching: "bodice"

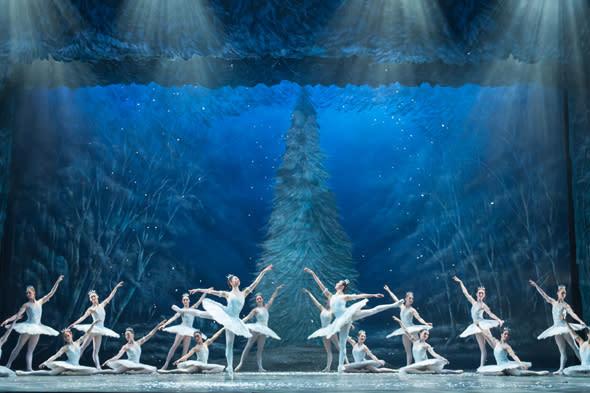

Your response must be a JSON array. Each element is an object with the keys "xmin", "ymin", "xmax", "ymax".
[
  {"xmin": 352, "ymin": 345, "xmax": 366, "ymax": 363},
  {"xmin": 126, "ymin": 343, "xmax": 141, "ymax": 363},
  {"xmin": 552, "ymin": 304, "xmax": 567, "ymax": 326},
  {"xmin": 580, "ymin": 344, "xmax": 590, "ymax": 366},
  {"xmin": 412, "ymin": 341, "xmax": 428, "ymax": 363},
  {"xmin": 226, "ymin": 292, "xmax": 245, "ymax": 318},
  {"xmin": 180, "ymin": 312, "xmax": 195, "ymax": 327},
  {"xmin": 493, "ymin": 343, "xmax": 509, "ymax": 365},
  {"xmin": 91, "ymin": 305, "xmax": 106, "ymax": 327},
  {"xmin": 254, "ymin": 307, "xmax": 269, "ymax": 326},
  {"xmin": 470, "ymin": 302, "xmax": 485, "ymax": 322},
  {"xmin": 65, "ymin": 343, "xmax": 81, "ymax": 365},
  {"xmin": 197, "ymin": 344, "xmax": 209, "ymax": 363},
  {"xmin": 330, "ymin": 295, "xmax": 346, "ymax": 318},
  {"xmin": 26, "ymin": 302, "xmax": 42, "ymax": 324},
  {"xmin": 401, "ymin": 307, "xmax": 414, "ymax": 326},
  {"xmin": 320, "ymin": 309, "xmax": 333, "ymax": 328}
]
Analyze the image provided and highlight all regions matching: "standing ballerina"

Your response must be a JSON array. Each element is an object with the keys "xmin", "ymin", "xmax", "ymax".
[
  {"xmin": 453, "ymin": 276, "xmax": 503, "ymax": 368},
  {"xmin": 0, "ymin": 319, "xmax": 21, "ymax": 377},
  {"xmin": 343, "ymin": 330, "xmax": 396, "ymax": 373},
  {"xmin": 68, "ymin": 281, "xmax": 124, "ymax": 369},
  {"xmin": 102, "ymin": 320, "xmax": 167, "ymax": 374},
  {"xmin": 158, "ymin": 290, "xmax": 209, "ymax": 371},
  {"xmin": 529, "ymin": 280, "xmax": 586, "ymax": 374},
  {"xmin": 384, "ymin": 285, "xmax": 432, "ymax": 365},
  {"xmin": 561, "ymin": 314, "xmax": 590, "ymax": 376},
  {"xmin": 304, "ymin": 267, "xmax": 402, "ymax": 372},
  {"xmin": 188, "ymin": 264, "xmax": 273, "ymax": 376},
  {"xmin": 302, "ymin": 288, "xmax": 342, "ymax": 372},
  {"xmin": 393, "ymin": 316, "xmax": 462, "ymax": 374},
  {"xmin": 475, "ymin": 321, "xmax": 548, "ymax": 376},
  {"xmin": 1, "ymin": 275, "xmax": 64, "ymax": 371},
  {"xmin": 235, "ymin": 284, "xmax": 284, "ymax": 372},
  {"xmin": 170, "ymin": 327, "xmax": 226, "ymax": 374},
  {"xmin": 22, "ymin": 319, "xmax": 103, "ymax": 376}
]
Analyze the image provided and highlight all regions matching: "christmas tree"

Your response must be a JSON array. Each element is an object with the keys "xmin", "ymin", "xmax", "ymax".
[{"xmin": 256, "ymin": 89, "xmax": 358, "ymax": 344}]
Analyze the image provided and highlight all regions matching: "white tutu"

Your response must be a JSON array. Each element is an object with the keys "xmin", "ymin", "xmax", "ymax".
[
  {"xmin": 459, "ymin": 319, "xmax": 499, "ymax": 338},
  {"xmin": 246, "ymin": 323, "xmax": 280, "ymax": 340},
  {"xmin": 13, "ymin": 322, "xmax": 58, "ymax": 336},
  {"xmin": 308, "ymin": 299, "xmax": 368, "ymax": 340},
  {"xmin": 400, "ymin": 358, "xmax": 445, "ymax": 373},
  {"xmin": 163, "ymin": 325, "xmax": 197, "ymax": 337},
  {"xmin": 387, "ymin": 325, "xmax": 432, "ymax": 338},
  {"xmin": 106, "ymin": 359, "xmax": 156, "ymax": 373},
  {"xmin": 477, "ymin": 361, "xmax": 531, "ymax": 375},
  {"xmin": 73, "ymin": 324, "xmax": 119, "ymax": 338},
  {"xmin": 177, "ymin": 360, "xmax": 225, "ymax": 373},
  {"xmin": 537, "ymin": 324, "xmax": 585, "ymax": 339},
  {"xmin": 201, "ymin": 299, "xmax": 251, "ymax": 338},
  {"xmin": 0, "ymin": 365, "xmax": 15, "ymax": 377},
  {"xmin": 343, "ymin": 360, "xmax": 382, "ymax": 371},
  {"xmin": 563, "ymin": 364, "xmax": 590, "ymax": 376},
  {"xmin": 44, "ymin": 361, "xmax": 97, "ymax": 375}
]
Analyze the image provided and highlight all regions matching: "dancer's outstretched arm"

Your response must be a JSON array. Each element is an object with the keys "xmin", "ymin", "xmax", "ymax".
[
  {"xmin": 505, "ymin": 344, "xmax": 527, "ymax": 369},
  {"xmin": 410, "ymin": 309, "xmax": 432, "ymax": 326},
  {"xmin": 266, "ymin": 284, "xmax": 284, "ymax": 309},
  {"xmin": 75, "ymin": 319, "xmax": 102, "ymax": 345},
  {"xmin": 68, "ymin": 308, "xmax": 92, "ymax": 329},
  {"xmin": 452, "ymin": 276, "xmax": 475, "ymax": 304},
  {"xmin": 137, "ymin": 320, "xmax": 167, "ymax": 345},
  {"xmin": 426, "ymin": 345, "xmax": 449, "ymax": 364},
  {"xmin": 302, "ymin": 288, "xmax": 325, "ymax": 311},
  {"xmin": 363, "ymin": 345, "xmax": 384, "ymax": 365},
  {"xmin": 205, "ymin": 327, "xmax": 226, "ymax": 346},
  {"xmin": 482, "ymin": 304, "xmax": 503, "ymax": 327},
  {"xmin": 101, "ymin": 282, "xmax": 124, "ymax": 307},
  {"xmin": 474, "ymin": 321, "xmax": 498, "ymax": 346},
  {"xmin": 560, "ymin": 314, "xmax": 585, "ymax": 346},
  {"xmin": 160, "ymin": 312, "xmax": 181, "ymax": 330},
  {"xmin": 189, "ymin": 287, "xmax": 227, "ymax": 298},
  {"xmin": 1, "ymin": 304, "xmax": 28, "ymax": 327},
  {"xmin": 0, "ymin": 317, "xmax": 21, "ymax": 345},
  {"xmin": 244, "ymin": 264, "xmax": 274, "ymax": 296},
  {"xmin": 102, "ymin": 346, "xmax": 128, "ymax": 367},
  {"xmin": 304, "ymin": 268, "xmax": 331, "ymax": 297},
  {"xmin": 383, "ymin": 285, "xmax": 400, "ymax": 303},
  {"xmin": 40, "ymin": 275, "xmax": 65, "ymax": 304},
  {"xmin": 173, "ymin": 345, "xmax": 199, "ymax": 366},
  {"xmin": 191, "ymin": 289, "xmax": 210, "ymax": 309},
  {"xmin": 347, "ymin": 336, "xmax": 356, "ymax": 346},
  {"xmin": 565, "ymin": 304, "xmax": 588, "ymax": 327},
  {"xmin": 241, "ymin": 309, "xmax": 257, "ymax": 323},
  {"xmin": 393, "ymin": 316, "xmax": 417, "ymax": 342},
  {"xmin": 528, "ymin": 280, "xmax": 556, "ymax": 304},
  {"xmin": 343, "ymin": 293, "xmax": 383, "ymax": 302},
  {"xmin": 39, "ymin": 346, "xmax": 68, "ymax": 369}
]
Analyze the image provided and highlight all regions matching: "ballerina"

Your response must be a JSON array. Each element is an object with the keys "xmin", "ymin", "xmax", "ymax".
[
  {"xmin": 235, "ymin": 284, "xmax": 284, "ymax": 372},
  {"xmin": 158, "ymin": 290, "xmax": 209, "ymax": 370},
  {"xmin": 453, "ymin": 276, "xmax": 503, "ymax": 367},
  {"xmin": 302, "ymin": 287, "xmax": 343, "ymax": 372},
  {"xmin": 0, "ymin": 319, "xmax": 21, "ymax": 377},
  {"xmin": 1, "ymin": 275, "xmax": 64, "ymax": 371},
  {"xmin": 68, "ymin": 281, "xmax": 124, "ymax": 369},
  {"xmin": 475, "ymin": 321, "xmax": 548, "ymax": 376},
  {"xmin": 304, "ymin": 267, "xmax": 402, "ymax": 372},
  {"xmin": 20, "ymin": 319, "xmax": 103, "ymax": 376},
  {"xmin": 102, "ymin": 320, "xmax": 167, "ymax": 374},
  {"xmin": 343, "ymin": 330, "xmax": 396, "ymax": 373},
  {"xmin": 168, "ymin": 328, "xmax": 226, "ymax": 374},
  {"xmin": 188, "ymin": 264, "xmax": 273, "ymax": 375},
  {"xmin": 393, "ymin": 316, "xmax": 462, "ymax": 374},
  {"xmin": 561, "ymin": 314, "xmax": 590, "ymax": 376},
  {"xmin": 529, "ymin": 280, "xmax": 586, "ymax": 374},
  {"xmin": 384, "ymin": 285, "xmax": 432, "ymax": 365}
]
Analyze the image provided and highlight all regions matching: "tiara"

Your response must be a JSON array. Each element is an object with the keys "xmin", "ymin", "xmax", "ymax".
[
  {"xmin": 405, "ymin": 291, "xmax": 414, "ymax": 297},
  {"xmin": 88, "ymin": 290, "xmax": 97, "ymax": 296},
  {"xmin": 477, "ymin": 286, "xmax": 486, "ymax": 291},
  {"xmin": 181, "ymin": 293, "xmax": 190, "ymax": 298},
  {"xmin": 558, "ymin": 284, "xmax": 567, "ymax": 290},
  {"xmin": 343, "ymin": 279, "xmax": 350, "ymax": 286}
]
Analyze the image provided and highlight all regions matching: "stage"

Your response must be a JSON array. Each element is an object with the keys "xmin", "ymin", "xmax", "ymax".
[{"xmin": 0, "ymin": 372, "xmax": 586, "ymax": 393}]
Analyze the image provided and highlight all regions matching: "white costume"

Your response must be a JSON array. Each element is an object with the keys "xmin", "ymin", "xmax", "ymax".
[
  {"xmin": 538, "ymin": 304, "xmax": 585, "ymax": 339},
  {"xmin": 73, "ymin": 305, "xmax": 119, "ymax": 338},
  {"xmin": 106, "ymin": 342, "xmax": 156, "ymax": 373},
  {"xmin": 44, "ymin": 343, "xmax": 97, "ymax": 375},
  {"xmin": 12, "ymin": 302, "xmax": 58, "ymax": 336},
  {"xmin": 399, "ymin": 341, "xmax": 446, "ymax": 374},
  {"xmin": 459, "ymin": 302, "xmax": 499, "ymax": 337},
  {"xmin": 342, "ymin": 344, "xmax": 381, "ymax": 372},
  {"xmin": 0, "ymin": 349, "xmax": 15, "ymax": 377},
  {"xmin": 387, "ymin": 307, "xmax": 431, "ymax": 338},
  {"xmin": 246, "ymin": 307, "xmax": 280, "ymax": 340},
  {"xmin": 477, "ymin": 343, "xmax": 532, "ymax": 375},
  {"xmin": 563, "ymin": 343, "xmax": 590, "ymax": 376},
  {"xmin": 164, "ymin": 307, "xmax": 201, "ymax": 337},
  {"xmin": 177, "ymin": 344, "xmax": 225, "ymax": 374},
  {"xmin": 202, "ymin": 293, "xmax": 251, "ymax": 338}
]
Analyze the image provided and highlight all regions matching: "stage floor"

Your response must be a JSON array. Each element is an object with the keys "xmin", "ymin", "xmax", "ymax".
[{"xmin": 0, "ymin": 372, "xmax": 586, "ymax": 393}]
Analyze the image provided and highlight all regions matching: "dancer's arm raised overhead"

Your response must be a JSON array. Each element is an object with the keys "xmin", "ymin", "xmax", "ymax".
[
  {"xmin": 304, "ymin": 268, "xmax": 331, "ymax": 297},
  {"xmin": 244, "ymin": 265, "xmax": 273, "ymax": 296},
  {"xmin": 101, "ymin": 282, "xmax": 124, "ymax": 307},
  {"xmin": 302, "ymin": 288, "xmax": 325, "ymax": 311},
  {"xmin": 191, "ymin": 290, "xmax": 210, "ymax": 309},
  {"xmin": 39, "ymin": 275, "xmax": 64, "ymax": 304},
  {"xmin": 265, "ymin": 284, "xmax": 284, "ymax": 309},
  {"xmin": 383, "ymin": 285, "xmax": 400, "ymax": 303},
  {"xmin": 453, "ymin": 276, "xmax": 475, "ymax": 304},
  {"xmin": 137, "ymin": 320, "xmax": 167, "ymax": 345},
  {"xmin": 529, "ymin": 280, "xmax": 556, "ymax": 305}
]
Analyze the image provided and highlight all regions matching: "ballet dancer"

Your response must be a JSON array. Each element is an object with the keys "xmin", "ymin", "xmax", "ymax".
[
  {"xmin": 343, "ymin": 330, "xmax": 396, "ymax": 373},
  {"xmin": 235, "ymin": 284, "xmax": 283, "ymax": 372},
  {"xmin": 305, "ymin": 267, "xmax": 403, "ymax": 372},
  {"xmin": 1, "ymin": 275, "xmax": 64, "ymax": 371},
  {"xmin": 475, "ymin": 321, "xmax": 548, "ymax": 376},
  {"xmin": 0, "ymin": 319, "xmax": 20, "ymax": 377},
  {"xmin": 529, "ymin": 280, "xmax": 586, "ymax": 374},
  {"xmin": 453, "ymin": 276, "xmax": 503, "ymax": 367},
  {"xmin": 158, "ymin": 290, "xmax": 209, "ymax": 370},
  {"xmin": 21, "ymin": 319, "xmax": 103, "ymax": 376},
  {"xmin": 188, "ymin": 264, "xmax": 273, "ymax": 376},
  {"xmin": 102, "ymin": 320, "xmax": 166, "ymax": 374},
  {"xmin": 384, "ymin": 285, "xmax": 432, "ymax": 365},
  {"xmin": 169, "ymin": 327, "xmax": 226, "ymax": 374},
  {"xmin": 302, "ymin": 287, "xmax": 342, "ymax": 372},
  {"xmin": 68, "ymin": 281, "xmax": 124, "ymax": 369},
  {"xmin": 393, "ymin": 316, "xmax": 462, "ymax": 374},
  {"xmin": 561, "ymin": 314, "xmax": 590, "ymax": 376}
]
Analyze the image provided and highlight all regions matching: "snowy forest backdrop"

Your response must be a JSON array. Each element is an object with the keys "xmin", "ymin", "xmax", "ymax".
[{"xmin": 0, "ymin": 81, "xmax": 588, "ymax": 368}]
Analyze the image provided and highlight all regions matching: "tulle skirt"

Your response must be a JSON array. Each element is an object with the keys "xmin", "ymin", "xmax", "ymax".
[
  {"xmin": 387, "ymin": 324, "xmax": 432, "ymax": 338},
  {"xmin": 13, "ymin": 322, "xmax": 58, "ymax": 336},
  {"xmin": 308, "ymin": 300, "xmax": 368, "ymax": 340},
  {"xmin": 246, "ymin": 323, "xmax": 280, "ymax": 340},
  {"xmin": 537, "ymin": 324, "xmax": 585, "ymax": 339},
  {"xmin": 0, "ymin": 366, "xmax": 15, "ymax": 377},
  {"xmin": 201, "ymin": 299, "xmax": 251, "ymax": 338},
  {"xmin": 400, "ymin": 359, "xmax": 445, "ymax": 374},
  {"xmin": 163, "ymin": 325, "xmax": 197, "ymax": 337},
  {"xmin": 343, "ymin": 360, "xmax": 382, "ymax": 372},
  {"xmin": 563, "ymin": 364, "xmax": 590, "ymax": 376},
  {"xmin": 177, "ymin": 360, "xmax": 225, "ymax": 373},
  {"xmin": 477, "ymin": 361, "xmax": 531, "ymax": 375},
  {"xmin": 106, "ymin": 360, "xmax": 156, "ymax": 373},
  {"xmin": 44, "ymin": 361, "xmax": 97, "ymax": 375},
  {"xmin": 459, "ymin": 319, "xmax": 499, "ymax": 338},
  {"xmin": 74, "ymin": 324, "xmax": 119, "ymax": 338}
]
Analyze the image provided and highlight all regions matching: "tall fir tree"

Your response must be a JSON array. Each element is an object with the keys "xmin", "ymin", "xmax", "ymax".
[{"xmin": 255, "ymin": 90, "xmax": 358, "ymax": 344}]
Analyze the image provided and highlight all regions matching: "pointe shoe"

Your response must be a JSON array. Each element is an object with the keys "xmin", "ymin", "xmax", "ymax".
[
  {"xmin": 234, "ymin": 364, "xmax": 242, "ymax": 372},
  {"xmin": 258, "ymin": 368, "xmax": 266, "ymax": 372},
  {"xmin": 321, "ymin": 367, "xmax": 330, "ymax": 372}
]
